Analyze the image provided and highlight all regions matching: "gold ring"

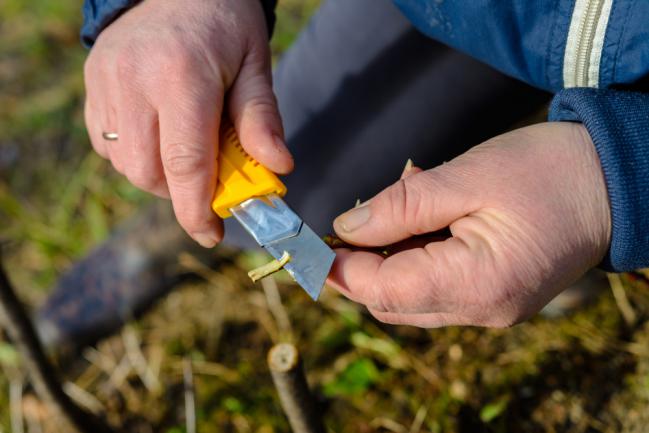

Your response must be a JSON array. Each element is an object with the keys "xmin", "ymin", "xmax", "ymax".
[{"xmin": 102, "ymin": 132, "xmax": 119, "ymax": 141}]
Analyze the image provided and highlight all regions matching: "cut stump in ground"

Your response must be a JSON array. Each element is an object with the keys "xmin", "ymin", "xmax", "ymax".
[{"xmin": 268, "ymin": 343, "xmax": 325, "ymax": 433}]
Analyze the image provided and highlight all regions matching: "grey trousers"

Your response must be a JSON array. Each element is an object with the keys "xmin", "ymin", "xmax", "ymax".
[{"xmin": 223, "ymin": 0, "xmax": 549, "ymax": 249}]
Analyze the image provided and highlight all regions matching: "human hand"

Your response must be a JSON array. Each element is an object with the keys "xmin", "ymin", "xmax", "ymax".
[
  {"xmin": 329, "ymin": 122, "xmax": 611, "ymax": 327},
  {"xmin": 84, "ymin": 0, "xmax": 293, "ymax": 247}
]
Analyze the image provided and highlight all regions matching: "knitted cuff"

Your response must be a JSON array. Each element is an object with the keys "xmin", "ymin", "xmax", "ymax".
[{"xmin": 549, "ymin": 88, "xmax": 649, "ymax": 271}]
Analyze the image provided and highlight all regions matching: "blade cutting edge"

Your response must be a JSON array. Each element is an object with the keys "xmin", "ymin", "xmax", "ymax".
[
  {"xmin": 264, "ymin": 222, "xmax": 335, "ymax": 300},
  {"xmin": 229, "ymin": 195, "xmax": 335, "ymax": 300}
]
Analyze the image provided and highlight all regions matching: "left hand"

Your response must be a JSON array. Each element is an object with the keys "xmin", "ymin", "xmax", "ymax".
[{"xmin": 328, "ymin": 122, "xmax": 611, "ymax": 327}]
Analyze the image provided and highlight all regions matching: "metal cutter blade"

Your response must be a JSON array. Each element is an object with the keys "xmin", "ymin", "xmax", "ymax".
[{"xmin": 230, "ymin": 195, "xmax": 335, "ymax": 300}]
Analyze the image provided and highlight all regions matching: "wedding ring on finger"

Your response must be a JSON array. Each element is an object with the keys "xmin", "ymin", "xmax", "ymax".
[{"xmin": 102, "ymin": 131, "xmax": 119, "ymax": 141}]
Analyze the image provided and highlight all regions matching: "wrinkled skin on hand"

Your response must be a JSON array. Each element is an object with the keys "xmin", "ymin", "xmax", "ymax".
[
  {"xmin": 84, "ymin": 0, "xmax": 293, "ymax": 248},
  {"xmin": 329, "ymin": 122, "xmax": 611, "ymax": 328}
]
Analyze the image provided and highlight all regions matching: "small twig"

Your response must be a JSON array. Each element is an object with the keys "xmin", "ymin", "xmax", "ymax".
[
  {"xmin": 10, "ymin": 379, "xmax": 24, "ymax": 433},
  {"xmin": 0, "ymin": 259, "xmax": 114, "ymax": 433},
  {"xmin": 261, "ymin": 277, "xmax": 293, "ymax": 341},
  {"xmin": 370, "ymin": 417, "xmax": 408, "ymax": 433},
  {"xmin": 63, "ymin": 382, "xmax": 105, "ymax": 415},
  {"xmin": 122, "ymin": 325, "xmax": 161, "ymax": 394},
  {"xmin": 170, "ymin": 358, "xmax": 239, "ymax": 383},
  {"xmin": 84, "ymin": 347, "xmax": 132, "ymax": 391},
  {"xmin": 183, "ymin": 358, "xmax": 196, "ymax": 433},
  {"xmin": 267, "ymin": 343, "xmax": 325, "ymax": 433},
  {"xmin": 409, "ymin": 403, "xmax": 428, "ymax": 433},
  {"xmin": 249, "ymin": 251, "xmax": 291, "ymax": 282},
  {"xmin": 608, "ymin": 273, "xmax": 637, "ymax": 326}
]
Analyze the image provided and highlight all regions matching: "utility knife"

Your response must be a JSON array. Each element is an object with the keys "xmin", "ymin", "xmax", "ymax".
[{"xmin": 211, "ymin": 124, "xmax": 335, "ymax": 300}]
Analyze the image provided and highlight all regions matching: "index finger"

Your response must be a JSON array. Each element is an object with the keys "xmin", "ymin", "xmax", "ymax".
[
  {"xmin": 158, "ymin": 82, "xmax": 223, "ymax": 247},
  {"xmin": 328, "ymin": 238, "xmax": 475, "ymax": 314}
]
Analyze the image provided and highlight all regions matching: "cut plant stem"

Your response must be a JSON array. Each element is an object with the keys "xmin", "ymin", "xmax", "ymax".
[
  {"xmin": 249, "ymin": 251, "xmax": 291, "ymax": 282},
  {"xmin": 267, "ymin": 343, "xmax": 325, "ymax": 433}
]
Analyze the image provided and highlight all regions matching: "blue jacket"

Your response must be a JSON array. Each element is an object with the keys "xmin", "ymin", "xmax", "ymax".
[{"xmin": 83, "ymin": 0, "xmax": 649, "ymax": 271}]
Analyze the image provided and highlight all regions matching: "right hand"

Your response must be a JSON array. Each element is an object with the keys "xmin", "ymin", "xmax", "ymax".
[{"xmin": 84, "ymin": 0, "xmax": 293, "ymax": 247}]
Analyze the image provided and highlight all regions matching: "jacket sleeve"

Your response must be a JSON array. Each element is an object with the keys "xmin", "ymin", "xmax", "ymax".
[
  {"xmin": 549, "ymin": 88, "xmax": 649, "ymax": 272},
  {"xmin": 81, "ymin": 0, "xmax": 278, "ymax": 48},
  {"xmin": 81, "ymin": 0, "xmax": 139, "ymax": 48}
]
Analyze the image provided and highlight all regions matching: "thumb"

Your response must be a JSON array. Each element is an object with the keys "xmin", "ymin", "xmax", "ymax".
[
  {"xmin": 333, "ymin": 167, "xmax": 478, "ymax": 247},
  {"xmin": 228, "ymin": 54, "xmax": 293, "ymax": 174}
]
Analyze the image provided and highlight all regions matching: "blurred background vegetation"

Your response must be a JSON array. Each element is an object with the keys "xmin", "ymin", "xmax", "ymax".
[{"xmin": 2, "ymin": 1, "xmax": 649, "ymax": 432}]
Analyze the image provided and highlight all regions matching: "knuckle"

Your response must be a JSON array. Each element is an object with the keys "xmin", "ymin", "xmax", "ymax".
[
  {"xmin": 163, "ymin": 142, "xmax": 208, "ymax": 179},
  {"xmin": 115, "ymin": 49, "xmax": 138, "ymax": 81},
  {"xmin": 385, "ymin": 179, "xmax": 425, "ymax": 235},
  {"xmin": 236, "ymin": 98, "xmax": 278, "ymax": 123},
  {"xmin": 410, "ymin": 175, "xmax": 446, "ymax": 234},
  {"xmin": 233, "ymin": 70, "xmax": 275, "ymax": 100},
  {"xmin": 126, "ymin": 166, "xmax": 160, "ymax": 192},
  {"xmin": 382, "ymin": 181, "xmax": 407, "ymax": 226},
  {"xmin": 157, "ymin": 43, "xmax": 195, "ymax": 77},
  {"xmin": 403, "ymin": 181, "xmax": 425, "ymax": 234},
  {"xmin": 374, "ymin": 277, "xmax": 404, "ymax": 313}
]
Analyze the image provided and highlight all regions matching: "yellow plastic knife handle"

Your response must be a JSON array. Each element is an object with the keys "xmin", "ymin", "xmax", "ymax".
[{"xmin": 211, "ymin": 124, "xmax": 287, "ymax": 218}]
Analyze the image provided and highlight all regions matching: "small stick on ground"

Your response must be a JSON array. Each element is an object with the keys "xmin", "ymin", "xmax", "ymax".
[
  {"xmin": 608, "ymin": 273, "xmax": 637, "ymax": 326},
  {"xmin": 63, "ymin": 381, "xmax": 105, "ymax": 415},
  {"xmin": 122, "ymin": 325, "xmax": 161, "ymax": 394},
  {"xmin": 183, "ymin": 358, "xmax": 196, "ymax": 433},
  {"xmin": 10, "ymin": 378, "xmax": 24, "ymax": 433},
  {"xmin": 267, "ymin": 343, "xmax": 325, "ymax": 433},
  {"xmin": 261, "ymin": 277, "xmax": 293, "ymax": 341}
]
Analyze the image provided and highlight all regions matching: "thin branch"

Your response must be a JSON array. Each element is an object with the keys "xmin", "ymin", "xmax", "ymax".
[
  {"xmin": 121, "ymin": 325, "xmax": 161, "ymax": 394},
  {"xmin": 0, "ymin": 258, "xmax": 115, "ymax": 433},
  {"xmin": 63, "ymin": 382, "xmax": 105, "ymax": 415},
  {"xmin": 608, "ymin": 273, "xmax": 637, "ymax": 326},
  {"xmin": 10, "ymin": 378, "xmax": 24, "ymax": 433},
  {"xmin": 183, "ymin": 358, "xmax": 196, "ymax": 433},
  {"xmin": 261, "ymin": 276, "xmax": 293, "ymax": 341}
]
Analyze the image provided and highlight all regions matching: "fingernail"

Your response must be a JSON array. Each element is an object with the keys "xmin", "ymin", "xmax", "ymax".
[
  {"xmin": 194, "ymin": 232, "xmax": 218, "ymax": 248},
  {"xmin": 401, "ymin": 158, "xmax": 414, "ymax": 178},
  {"xmin": 336, "ymin": 205, "xmax": 371, "ymax": 233}
]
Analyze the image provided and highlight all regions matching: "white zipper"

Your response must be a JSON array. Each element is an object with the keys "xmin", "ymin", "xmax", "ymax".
[{"xmin": 563, "ymin": 0, "xmax": 613, "ymax": 88}]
